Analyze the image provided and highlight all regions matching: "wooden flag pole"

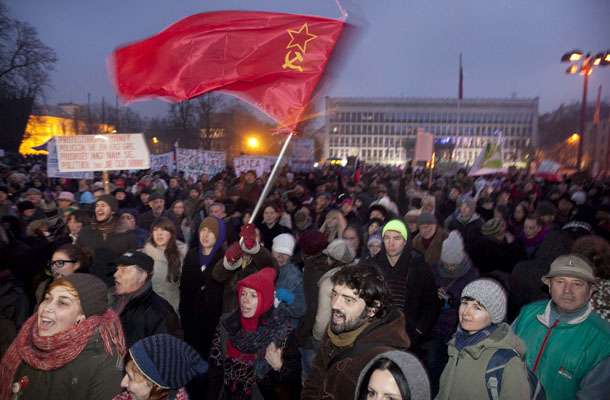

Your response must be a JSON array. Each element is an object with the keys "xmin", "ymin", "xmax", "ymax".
[{"xmin": 248, "ymin": 132, "xmax": 293, "ymax": 224}]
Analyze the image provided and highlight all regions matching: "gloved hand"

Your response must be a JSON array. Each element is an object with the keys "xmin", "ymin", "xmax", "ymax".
[
  {"xmin": 225, "ymin": 242, "xmax": 243, "ymax": 264},
  {"xmin": 275, "ymin": 288, "xmax": 294, "ymax": 305},
  {"xmin": 240, "ymin": 224, "xmax": 257, "ymax": 250}
]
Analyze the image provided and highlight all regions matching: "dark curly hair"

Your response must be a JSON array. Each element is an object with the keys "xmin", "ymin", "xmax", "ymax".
[{"xmin": 331, "ymin": 262, "xmax": 393, "ymax": 319}]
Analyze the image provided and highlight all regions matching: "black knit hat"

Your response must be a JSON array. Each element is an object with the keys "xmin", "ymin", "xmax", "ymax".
[
  {"xmin": 130, "ymin": 334, "xmax": 208, "ymax": 390},
  {"xmin": 96, "ymin": 194, "xmax": 119, "ymax": 214},
  {"xmin": 62, "ymin": 274, "xmax": 108, "ymax": 318}
]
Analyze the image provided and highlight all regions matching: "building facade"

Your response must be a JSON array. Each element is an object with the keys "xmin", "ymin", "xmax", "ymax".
[{"xmin": 324, "ymin": 96, "xmax": 539, "ymax": 166}]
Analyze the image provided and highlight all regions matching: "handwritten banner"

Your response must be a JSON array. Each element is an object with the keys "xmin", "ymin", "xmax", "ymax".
[
  {"xmin": 47, "ymin": 139, "xmax": 93, "ymax": 179},
  {"xmin": 176, "ymin": 148, "xmax": 225, "ymax": 179},
  {"xmin": 56, "ymin": 134, "xmax": 150, "ymax": 172},
  {"xmin": 150, "ymin": 151, "xmax": 175, "ymax": 174},
  {"xmin": 234, "ymin": 156, "xmax": 271, "ymax": 177},
  {"xmin": 537, "ymin": 160, "xmax": 560, "ymax": 174},
  {"xmin": 291, "ymin": 138, "xmax": 315, "ymax": 172}
]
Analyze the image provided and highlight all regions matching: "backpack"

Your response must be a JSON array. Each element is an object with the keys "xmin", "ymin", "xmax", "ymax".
[{"xmin": 485, "ymin": 348, "xmax": 546, "ymax": 400}]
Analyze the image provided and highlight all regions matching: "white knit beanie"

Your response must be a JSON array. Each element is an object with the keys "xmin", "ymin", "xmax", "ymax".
[
  {"xmin": 440, "ymin": 230, "xmax": 465, "ymax": 265},
  {"xmin": 272, "ymin": 233, "xmax": 296, "ymax": 256},
  {"xmin": 461, "ymin": 278, "xmax": 507, "ymax": 324}
]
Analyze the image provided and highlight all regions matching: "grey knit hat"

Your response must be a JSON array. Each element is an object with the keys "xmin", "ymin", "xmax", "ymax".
[
  {"xmin": 481, "ymin": 218, "xmax": 503, "ymax": 237},
  {"xmin": 440, "ymin": 230, "xmax": 465, "ymax": 265},
  {"xmin": 356, "ymin": 350, "xmax": 431, "ymax": 400},
  {"xmin": 461, "ymin": 278, "xmax": 507, "ymax": 324},
  {"xmin": 323, "ymin": 238, "xmax": 356, "ymax": 263},
  {"xmin": 417, "ymin": 212, "xmax": 437, "ymax": 227}
]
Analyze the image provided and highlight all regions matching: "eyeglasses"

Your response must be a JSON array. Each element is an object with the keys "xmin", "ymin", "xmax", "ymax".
[
  {"xmin": 121, "ymin": 215, "xmax": 134, "ymax": 220},
  {"xmin": 48, "ymin": 260, "xmax": 76, "ymax": 268}
]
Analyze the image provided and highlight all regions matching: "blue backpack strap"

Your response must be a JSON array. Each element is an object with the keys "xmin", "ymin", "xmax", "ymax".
[{"xmin": 486, "ymin": 348, "xmax": 519, "ymax": 400}]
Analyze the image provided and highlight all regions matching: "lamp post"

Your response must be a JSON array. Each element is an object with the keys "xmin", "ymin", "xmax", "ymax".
[{"xmin": 561, "ymin": 49, "xmax": 610, "ymax": 170}]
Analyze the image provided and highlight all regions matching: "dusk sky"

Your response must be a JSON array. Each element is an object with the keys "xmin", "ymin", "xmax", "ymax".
[{"xmin": 6, "ymin": 0, "xmax": 610, "ymax": 121}]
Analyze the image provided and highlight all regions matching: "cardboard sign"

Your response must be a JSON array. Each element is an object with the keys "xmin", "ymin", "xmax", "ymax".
[
  {"xmin": 150, "ymin": 151, "xmax": 175, "ymax": 174},
  {"xmin": 234, "ymin": 156, "xmax": 271, "ymax": 177},
  {"xmin": 415, "ymin": 132, "xmax": 434, "ymax": 161},
  {"xmin": 56, "ymin": 134, "xmax": 150, "ymax": 172},
  {"xmin": 291, "ymin": 138, "xmax": 315, "ymax": 172},
  {"xmin": 176, "ymin": 148, "xmax": 225, "ymax": 179},
  {"xmin": 47, "ymin": 139, "xmax": 93, "ymax": 179}
]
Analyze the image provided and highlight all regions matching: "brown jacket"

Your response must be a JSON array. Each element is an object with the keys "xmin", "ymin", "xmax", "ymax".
[
  {"xmin": 301, "ymin": 308, "xmax": 410, "ymax": 400},
  {"xmin": 411, "ymin": 227, "xmax": 449, "ymax": 265}
]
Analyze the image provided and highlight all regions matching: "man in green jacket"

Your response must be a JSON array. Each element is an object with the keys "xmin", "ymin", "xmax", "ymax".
[{"xmin": 513, "ymin": 254, "xmax": 610, "ymax": 400}]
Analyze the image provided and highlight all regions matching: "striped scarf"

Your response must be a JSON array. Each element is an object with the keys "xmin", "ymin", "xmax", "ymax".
[
  {"xmin": 0, "ymin": 310, "xmax": 126, "ymax": 400},
  {"xmin": 454, "ymin": 323, "xmax": 499, "ymax": 351}
]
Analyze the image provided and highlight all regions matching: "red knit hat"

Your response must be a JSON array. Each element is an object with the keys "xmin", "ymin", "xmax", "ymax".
[
  {"xmin": 236, "ymin": 268, "xmax": 277, "ymax": 318},
  {"xmin": 297, "ymin": 230, "xmax": 329, "ymax": 257}
]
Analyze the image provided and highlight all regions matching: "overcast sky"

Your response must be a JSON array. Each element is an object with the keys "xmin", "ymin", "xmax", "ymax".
[{"xmin": 7, "ymin": 0, "xmax": 610, "ymax": 121}]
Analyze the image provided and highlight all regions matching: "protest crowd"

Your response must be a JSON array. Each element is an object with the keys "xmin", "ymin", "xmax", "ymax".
[{"xmin": 0, "ymin": 158, "xmax": 609, "ymax": 400}]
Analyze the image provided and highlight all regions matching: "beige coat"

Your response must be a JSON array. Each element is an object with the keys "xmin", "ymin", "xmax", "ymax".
[
  {"xmin": 143, "ymin": 241, "xmax": 187, "ymax": 314},
  {"xmin": 412, "ymin": 227, "xmax": 449, "ymax": 265}
]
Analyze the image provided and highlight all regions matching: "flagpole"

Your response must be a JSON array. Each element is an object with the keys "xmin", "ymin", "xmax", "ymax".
[{"xmin": 248, "ymin": 132, "xmax": 293, "ymax": 223}]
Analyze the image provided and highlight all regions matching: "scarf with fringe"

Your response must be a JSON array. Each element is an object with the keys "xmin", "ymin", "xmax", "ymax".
[{"xmin": 0, "ymin": 309, "xmax": 126, "ymax": 399}]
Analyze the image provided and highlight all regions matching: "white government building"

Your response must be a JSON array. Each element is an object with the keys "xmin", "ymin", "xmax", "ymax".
[{"xmin": 323, "ymin": 96, "xmax": 539, "ymax": 166}]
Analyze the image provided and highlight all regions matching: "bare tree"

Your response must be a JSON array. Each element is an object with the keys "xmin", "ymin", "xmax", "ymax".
[
  {"xmin": 196, "ymin": 92, "xmax": 224, "ymax": 149},
  {"xmin": 0, "ymin": 3, "xmax": 57, "ymax": 101}
]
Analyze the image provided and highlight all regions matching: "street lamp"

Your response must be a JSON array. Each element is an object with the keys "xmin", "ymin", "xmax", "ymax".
[
  {"xmin": 247, "ymin": 136, "xmax": 260, "ymax": 150},
  {"xmin": 561, "ymin": 49, "xmax": 610, "ymax": 170}
]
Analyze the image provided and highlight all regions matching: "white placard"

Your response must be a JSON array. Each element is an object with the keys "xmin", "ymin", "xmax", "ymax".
[
  {"xmin": 234, "ymin": 156, "xmax": 271, "ymax": 177},
  {"xmin": 47, "ymin": 139, "xmax": 93, "ymax": 179},
  {"xmin": 537, "ymin": 160, "xmax": 560, "ymax": 174},
  {"xmin": 176, "ymin": 148, "xmax": 225, "ymax": 179},
  {"xmin": 150, "ymin": 151, "xmax": 175, "ymax": 174},
  {"xmin": 56, "ymin": 134, "xmax": 150, "ymax": 171},
  {"xmin": 291, "ymin": 138, "xmax": 315, "ymax": 172}
]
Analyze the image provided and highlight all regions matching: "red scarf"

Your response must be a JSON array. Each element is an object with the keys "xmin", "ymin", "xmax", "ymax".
[{"xmin": 0, "ymin": 310, "xmax": 126, "ymax": 400}]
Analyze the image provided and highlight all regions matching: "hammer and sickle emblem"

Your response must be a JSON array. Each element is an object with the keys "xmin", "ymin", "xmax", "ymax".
[{"xmin": 283, "ymin": 51, "xmax": 303, "ymax": 72}]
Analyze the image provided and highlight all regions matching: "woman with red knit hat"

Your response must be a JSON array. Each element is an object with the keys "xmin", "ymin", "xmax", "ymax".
[{"xmin": 205, "ymin": 268, "xmax": 301, "ymax": 400}]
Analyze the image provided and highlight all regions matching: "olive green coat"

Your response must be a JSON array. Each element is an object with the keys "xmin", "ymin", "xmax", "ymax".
[
  {"xmin": 436, "ymin": 323, "xmax": 530, "ymax": 400},
  {"xmin": 11, "ymin": 332, "xmax": 124, "ymax": 400}
]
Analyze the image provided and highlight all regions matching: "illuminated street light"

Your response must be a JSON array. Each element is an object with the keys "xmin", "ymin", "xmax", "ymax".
[
  {"xmin": 247, "ymin": 136, "xmax": 260, "ymax": 149},
  {"xmin": 561, "ymin": 49, "xmax": 609, "ymax": 170},
  {"xmin": 568, "ymin": 133, "xmax": 579, "ymax": 144},
  {"xmin": 152, "ymin": 137, "xmax": 159, "ymax": 144}
]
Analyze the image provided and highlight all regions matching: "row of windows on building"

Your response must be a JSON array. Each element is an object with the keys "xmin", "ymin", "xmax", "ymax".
[
  {"xmin": 330, "ymin": 124, "xmax": 532, "ymax": 137},
  {"xmin": 329, "ymin": 111, "xmax": 535, "ymax": 124},
  {"xmin": 329, "ymin": 136, "xmax": 530, "ymax": 149},
  {"xmin": 328, "ymin": 148, "xmax": 522, "ymax": 163}
]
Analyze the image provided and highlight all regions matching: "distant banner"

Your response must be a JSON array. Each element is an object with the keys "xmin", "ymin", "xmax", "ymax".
[
  {"xmin": 177, "ymin": 148, "xmax": 225, "ymax": 179},
  {"xmin": 47, "ymin": 139, "xmax": 93, "ymax": 179},
  {"xmin": 234, "ymin": 156, "xmax": 271, "ymax": 177},
  {"xmin": 291, "ymin": 138, "xmax": 315, "ymax": 172},
  {"xmin": 537, "ymin": 160, "xmax": 560, "ymax": 174},
  {"xmin": 56, "ymin": 134, "xmax": 150, "ymax": 172},
  {"xmin": 150, "ymin": 152, "xmax": 175, "ymax": 174},
  {"xmin": 415, "ymin": 132, "xmax": 434, "ymax": 162}
]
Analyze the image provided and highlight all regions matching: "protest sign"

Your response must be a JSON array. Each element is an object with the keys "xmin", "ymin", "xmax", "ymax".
[
  {"xmin": 537, "ymin": 160, "xmax": 560, "ymax": 174},
  {"xmin": 414, "ymin": 132, "xmax": 434, "ymax": 162},
  {"xmin": 56, "ymin": 134, "xmax": 150, "ymax": 172},
  {"xmin": 291, "ymin": 138, "xmax": 315, "ymax": 172},
  {"xmin": 47, "ymin": 139, "xmax": 93, "ymax": 179},
  {"xmin": 234, "ymin": 156, "xmax": 271, "ymax": 177},
  {"xmin": 176, "ymin": 148, "xmax": 225, "ymax": 179},
  {"xmin": 150, "ymin": 151, "xmax": 175, "ymax": 174}
]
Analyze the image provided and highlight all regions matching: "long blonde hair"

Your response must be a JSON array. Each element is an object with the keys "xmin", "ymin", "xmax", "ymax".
[{"xmin": 319, "ymin": 209, "xmax": 347, "ymax": 242}]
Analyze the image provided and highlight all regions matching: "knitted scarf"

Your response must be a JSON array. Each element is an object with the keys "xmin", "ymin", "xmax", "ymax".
[
  {"xmin": 199, "ymin": 216, "xmax": 226, "ymax": 270},
  {"xmin": 93, "ymin": 214, "xmax": 121, "ymax": 235},
  {"xmin": 0, "ymin": 309, "xmax": 126, "ymax": 400},
  {"xmin": 226, "ymin": 307, "xmax": 292, "ymax": 380},
  {"xmin": 519, "ymin": 225, "xmax": 549, "ymax": 247},
  {"xmin": 454, "ymin": 323, "xmax": 499, "ymax": 351},
  {"xmin": 327, "ymin": 321, "xmax": 371, "ymax": 347}
]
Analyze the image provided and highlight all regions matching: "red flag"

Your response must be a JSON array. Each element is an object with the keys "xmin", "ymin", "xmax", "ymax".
[{"xmin": 108, "ymin": 11, "xmax": 344, "ymax": 130}]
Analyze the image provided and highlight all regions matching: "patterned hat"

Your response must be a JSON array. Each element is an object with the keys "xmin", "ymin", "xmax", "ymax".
[
  {"xmin": 481, "ymin": 218, "xmax": 503, "ymax": 237},
  {"xmin": 130, "ymin": 334, "xmax": 208, "ymax": 389},
  {"xmin": 461, "ymin": 278, "xmax": 507, "ymax": 324}
]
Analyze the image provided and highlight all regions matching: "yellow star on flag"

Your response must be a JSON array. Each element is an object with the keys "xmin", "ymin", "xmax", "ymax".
[{"xmin": 286, "ymin": 23, "xmax": 318, "ymax": 54}]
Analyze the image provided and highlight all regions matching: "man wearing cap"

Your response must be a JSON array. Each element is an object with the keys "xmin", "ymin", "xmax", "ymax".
[
  {"xmin": 137, "ymin": 193, "xmax": 169, "ymax": 231},
  {"xmin": 411, "ymin": 212, "xmax": 449, "ymax": 265},
  {"xmin": 513, "ymin": 254, "xmax": 610, "ymax": 400},
  {"xmin": 374, "ymin": 219, "xmax": 440, "ymax": 355},
  {"xmin": 444, "ymin": 195, "xmax": 484, "ymax": 255},
  {"xmin": 108, "ymin": 250, "xmax": 181, "ymax": 347}
]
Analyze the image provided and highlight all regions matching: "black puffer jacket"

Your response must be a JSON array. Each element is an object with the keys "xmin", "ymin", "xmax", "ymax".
[{"xmin": 108, "ymin": 280, "xmax": 181, "ymax": 347}]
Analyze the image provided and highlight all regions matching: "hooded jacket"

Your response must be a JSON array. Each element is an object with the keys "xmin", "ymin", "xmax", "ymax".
[
  {"xmin": 355, "ymin": 350, "xmax": 431, "ymax": 400},
  {"xmin": 436, "ymin": 323, "xmax": 530, "ymax": 400},
  {"xmin": 301, "ymin": 307, "xmax": 411, "ymax": 400}
]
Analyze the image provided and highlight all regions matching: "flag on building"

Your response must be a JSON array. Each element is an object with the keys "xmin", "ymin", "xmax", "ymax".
[
  {"xmin": 469, "ymin": 137, "xmax": 505, "ymax": 176},
  {"xmin": 108, "ymin": 11, "xmax": 344, "ymax": 131}
]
